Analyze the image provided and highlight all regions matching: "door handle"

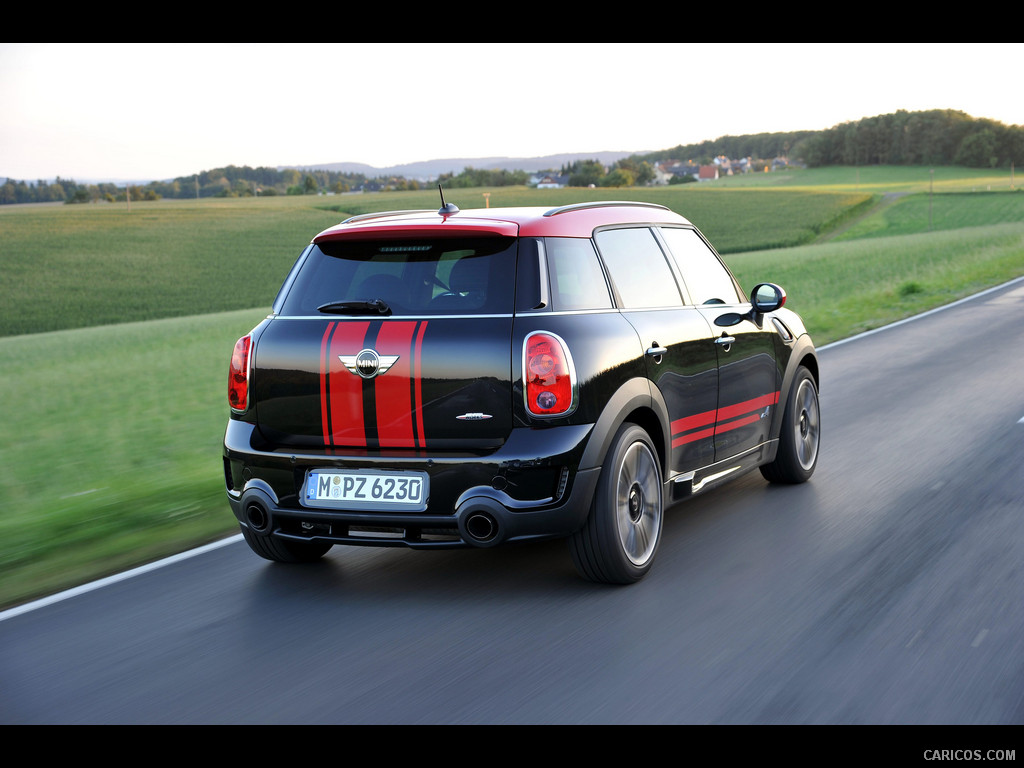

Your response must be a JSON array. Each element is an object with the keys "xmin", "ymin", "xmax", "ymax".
[
  {"xmin": 646, "ymin": 344, "xmax": 668, "ymax": 364},
  {"xmin": 715, "ymin": 336, "xmax": 736, "ymax": 345}
]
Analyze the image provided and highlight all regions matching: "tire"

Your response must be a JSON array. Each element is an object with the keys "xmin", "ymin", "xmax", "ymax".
[
  {"xmin": 240, "ymin": 525, "xmax": 333, "ymax": 563},
  {"xmin": 569, "ymin": 423, "xmax": 664, "ymax": 584},
  {"xmin": 760, "ymin": 366, "xmax": 820, "ymax": 484}
]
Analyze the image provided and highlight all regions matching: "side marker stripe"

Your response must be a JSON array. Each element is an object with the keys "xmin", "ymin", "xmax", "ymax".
[{"xmin": 671, "ymin": 391, "xmax": 780, "ymax": 447}]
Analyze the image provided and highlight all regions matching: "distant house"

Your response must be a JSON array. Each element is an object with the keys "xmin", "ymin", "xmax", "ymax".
[
  {"xmin": 651, "ymin": 164, "xmax": 674, "ymax": 185},
  {"xmin": 534, "ymin": 174, "xmax": 568, "ymax": 189},
  {"xmin": 698, "ymin": 165, "xmax": 719, "ymax": 182},
  {"xmin": 711, "ymin": 156, "xmax": 756, "ymax": 176},
  {"xmin": 654, "ymin": 162, "xmax": 701, "ymax": 185}
]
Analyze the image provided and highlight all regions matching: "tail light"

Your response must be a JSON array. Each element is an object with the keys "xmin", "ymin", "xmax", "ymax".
[
  {"xmin": 524, "ymin": 332, "xmax": 576, "ymax": 417},
  {"xmin": 228, "ymin": 335, "xmax": 252, "ymax": 412}
]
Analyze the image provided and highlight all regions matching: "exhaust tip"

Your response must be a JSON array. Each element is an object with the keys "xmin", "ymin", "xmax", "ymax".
[
  {"xmin": 465, "ymin": 512, "xmax": 498, "ymax": 543},
  {"xmin": 245, "ymin": 501, "xmax": 269, "ymax": 532}
]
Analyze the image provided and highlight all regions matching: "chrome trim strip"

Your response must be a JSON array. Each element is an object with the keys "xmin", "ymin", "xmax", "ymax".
[
  {"xmin": 692, "ymin": 466, "xmax": 742, "ymax": 493},
  {"xmin": 544, "ymin": 200, "xmax": 670, "ymax": 217},
  {"xmin": 535, "ymin": 239, "xmax": 550, "ymax": 310}
]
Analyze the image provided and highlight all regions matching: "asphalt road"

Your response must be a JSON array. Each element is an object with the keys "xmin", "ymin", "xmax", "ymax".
[{"xmin": 3, "ymin": 279, "xmax": 1023, "ymax": 726}]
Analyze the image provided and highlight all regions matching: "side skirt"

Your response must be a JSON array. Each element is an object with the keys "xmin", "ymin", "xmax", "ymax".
[{"xmin": 667, "ymin": 439, "xmax": 777, "ymax": 502}]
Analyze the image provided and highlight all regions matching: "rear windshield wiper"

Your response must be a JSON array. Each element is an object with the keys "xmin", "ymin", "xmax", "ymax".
[{"xmin": 317, "ymin": 299, "xmax": 392, "ymax": 316}]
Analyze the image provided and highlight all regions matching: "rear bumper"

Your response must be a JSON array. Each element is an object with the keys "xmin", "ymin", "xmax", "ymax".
[{"xmin": 223, "ymin": 420, "xmax": 600, "ymax": 549}]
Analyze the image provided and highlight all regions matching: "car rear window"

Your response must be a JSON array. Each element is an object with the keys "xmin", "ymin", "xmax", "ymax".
[{"xmin": 278, "ymin": 236, "xmax": 517, "ymax": 316}]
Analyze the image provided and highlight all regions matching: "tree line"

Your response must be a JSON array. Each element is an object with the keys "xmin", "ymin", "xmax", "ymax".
[
  {"xmin": 634, "ymin": 110, "xmax": 1022, "ymax": 170},
  {"xmin": 794, "ymin": 109, "xmax": 1024, "ymax": 168},
  {"xmin": 3, "ymin": 110, "xmax": 1021, "ymax": 205}
]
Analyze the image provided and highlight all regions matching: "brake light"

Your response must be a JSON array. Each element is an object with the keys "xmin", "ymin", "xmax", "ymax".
[
  {"xmin": 228, "ymin": 335, "xmax": 252, "ymax": 412},
  {"xmin": 524, "ymin": 332, "xmax": 576, "ymax": 417}
]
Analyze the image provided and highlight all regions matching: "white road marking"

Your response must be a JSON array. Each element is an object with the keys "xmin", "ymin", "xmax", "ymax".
[
  {"xmin": 0, "ymin": 535, "xmax": 242, "ymax": 622},
  {"xmin": 821, "ymin": 274, "xmax": 1024, "ymax": 351}
]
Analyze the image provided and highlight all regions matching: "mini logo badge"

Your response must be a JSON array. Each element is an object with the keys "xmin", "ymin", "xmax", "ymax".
[
  {"xmin": 456, "ymin": 412, "xmax": 493, "ymax": 421},
  {"xmin": 339, "ymin": 349, "xmax": 399, "ymax": 379}
]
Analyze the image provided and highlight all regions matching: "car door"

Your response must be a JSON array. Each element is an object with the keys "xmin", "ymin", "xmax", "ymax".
[
  {"xmin": 656, "ymin": 226, "xmax": 780, "ymax": 462},
  {"xmin": 593, "ymin": 226, "xmax": 719, "ymax": 474}
]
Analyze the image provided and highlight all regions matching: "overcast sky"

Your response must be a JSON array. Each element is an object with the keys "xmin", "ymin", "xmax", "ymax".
[{"xmin": 2, "ymin": 42, "xmax": 1021, "ymax": 183}]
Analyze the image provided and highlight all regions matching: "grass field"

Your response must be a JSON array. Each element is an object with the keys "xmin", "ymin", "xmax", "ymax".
[
  {"xmin": 1, "ymin": 168, "xmax": 1022, "ymax": 609},
  {"xmin": 0, "ymin": 187, "xmax": 875, "ymax": 336}
]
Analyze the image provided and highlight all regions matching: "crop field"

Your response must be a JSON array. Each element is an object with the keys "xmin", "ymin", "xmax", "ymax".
[
  {"xmin": 1, "ymin": 187, "xmax": 872, "ymax": 337},
  {"xmin": 1, "ymin": 169, "xmax": 1022, "ymax": 608}
]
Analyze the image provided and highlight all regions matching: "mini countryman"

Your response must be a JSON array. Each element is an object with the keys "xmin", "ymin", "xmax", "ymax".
[{"xmin": 224, "ymin": 199, "xmax": 820, "ymax": 583}]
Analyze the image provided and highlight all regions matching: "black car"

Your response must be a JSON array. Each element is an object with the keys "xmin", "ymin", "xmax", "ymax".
[{"xmin": 224, "ymin": 199, "xmax": 820, "ymax": 583}]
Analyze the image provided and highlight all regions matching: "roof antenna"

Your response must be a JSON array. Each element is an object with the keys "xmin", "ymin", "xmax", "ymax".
[{"xmin": 438, "ymin": 184, "xmax": 459, "ymax": 216}]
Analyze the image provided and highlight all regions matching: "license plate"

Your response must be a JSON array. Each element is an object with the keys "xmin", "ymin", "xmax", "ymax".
[{"xmin": 302, "ymin": 469, "xmax": 428, "ymax": 511}]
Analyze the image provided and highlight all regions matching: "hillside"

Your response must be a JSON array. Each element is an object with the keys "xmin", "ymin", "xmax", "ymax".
[{"xmin": 292, "ymin": 151, "xmax": 641, "ymax": 180}]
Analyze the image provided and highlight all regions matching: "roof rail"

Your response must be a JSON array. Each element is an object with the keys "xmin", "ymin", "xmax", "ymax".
[
  {"xmin": 543, "ymin": 200, "xmax": 670, "ymax": 217},
  {"xmin": 339, "ymin": 209, "xmax": 436, "ymax": 225}
]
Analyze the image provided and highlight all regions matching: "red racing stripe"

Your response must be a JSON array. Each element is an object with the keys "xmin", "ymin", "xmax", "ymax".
[
  {"xmin": 672, "ymin": 425, "xmax": 716, "ymax": 448},
  {"xmin": 374, "ymin": 321, "xmax": 418, "ymax": 447},
  {"xmin": 671, "ymin": 409, "xmax": 716, "ymax": 434},
  {"xmin": 326, "ymin": 320, "xmax": 370, "ymax": 447},
  {"xmin": 716, "ymin": 392, "xmax": 779, "ymax": 423},
  {"xmin": 319, "ymin": 322, "xmax": 336, "ymax": 445},
  {"xmin": 671, "ymin": 408, "xmax": 717, "ymax": 448},
  {"xmin": 413, "ymin": 321, "xmax": 427, "ymax": 448},
  {"xmin": 714, "ymin": 412, "xmax": 764, "ymax": 435},
  {"xmin": 671, "ymin": 391, "xmax": 780, "ymax": 447}
]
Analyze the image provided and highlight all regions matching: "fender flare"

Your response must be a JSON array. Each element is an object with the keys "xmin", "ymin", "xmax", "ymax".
[
  {"xmin": 579, "ymin": 376, "xmax": 671, "ymax": 474},
  {"xmin": 772, "ymin": 335, "xmax": 819, "ymax": 439}
]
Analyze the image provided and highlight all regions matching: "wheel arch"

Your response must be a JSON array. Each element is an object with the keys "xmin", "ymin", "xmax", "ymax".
[
  {"xmin": 773, "ymin": 335, "xmax": 819, "ymax": 439},
  {"xmin": 796, "ymin": 345, "xmax": 820, "ymax": 391},
  {"xmin": 780, "ymin": 336, "xmax": 819, "ymax": 397},
  {"xmin": 579, "ymin": 376, "xmax": 670, "ymax": 478}
]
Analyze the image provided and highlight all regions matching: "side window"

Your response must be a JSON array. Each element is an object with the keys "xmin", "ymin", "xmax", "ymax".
[
  {"xmin": 594, "ymin": 228, "xmax": 682, "ymax": 309},
  {"xmin": 659, "ymin": 227, "xmax": 742, "ymax": 305},
  {"xmin": 544, "ymin": 237, "xmax": 612, "ymax": 310}
]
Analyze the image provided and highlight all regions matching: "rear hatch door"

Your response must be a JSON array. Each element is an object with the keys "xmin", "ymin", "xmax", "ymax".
[{"xmin": 252, "ymin": 232, "xmax": 517, "ymax": 450}]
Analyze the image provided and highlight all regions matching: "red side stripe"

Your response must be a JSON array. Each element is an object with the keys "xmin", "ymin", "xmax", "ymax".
[
  {"xmin": 671, "ymin": 409, "xmax": 716, "ymax": 434},
  {"xmin": 716, "ymin": 392, "xmax": 779, "ymax": 422},
  {"xmin": 671, "ymin": 391, "xmax": 780, "ymax": 447},
  {"xmin": 714, "ymin": 412, "xmax": 763, "ymax": 435},
  {"xmin": 672, "ymin": 426, "xmax": 716, "ymax": 448}
]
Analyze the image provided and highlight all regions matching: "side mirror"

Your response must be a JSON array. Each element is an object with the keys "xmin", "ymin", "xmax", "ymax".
[
  {"xmin": 751, "ymin": 283, "xmax": 786, "ymax": 313},
  {"xmin": 714, "ymin": 283, "xmax": 788, "ymax": 329}
]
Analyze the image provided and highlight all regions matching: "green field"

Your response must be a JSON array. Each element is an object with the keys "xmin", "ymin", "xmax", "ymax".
[{"xmin": 1, "ymin": 168, "xmax": 1023, "ymax": 609}]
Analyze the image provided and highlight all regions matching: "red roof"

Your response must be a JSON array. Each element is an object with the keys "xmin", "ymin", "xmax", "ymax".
[{"xmin": 314, "ymin": 202, "xmax": 691, "ymax": 242}]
